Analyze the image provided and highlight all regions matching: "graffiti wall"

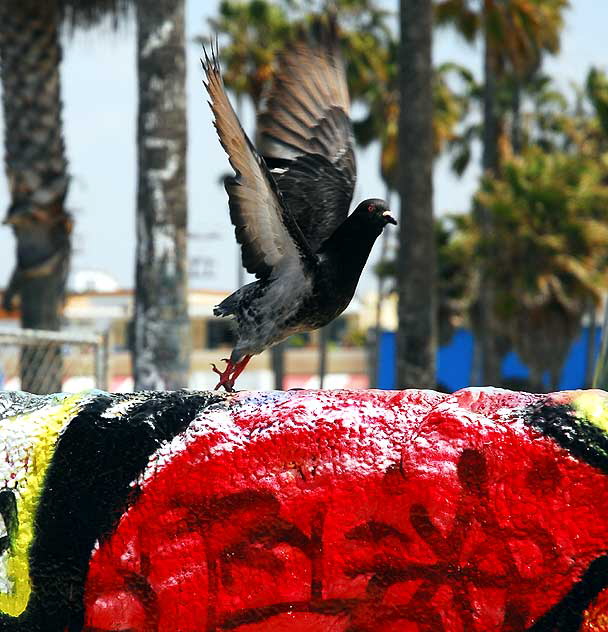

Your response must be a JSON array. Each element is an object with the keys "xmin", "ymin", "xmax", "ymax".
[{"xmin": 1, "ymin": 387, "xmax": 608, "ymax": 630}]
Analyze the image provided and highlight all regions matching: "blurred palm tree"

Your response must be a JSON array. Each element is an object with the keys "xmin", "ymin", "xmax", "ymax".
[
  {"xmin": 132, "ymin": 0, "xmax": 190, "ymax": 390},
  {"xmin": 436, "ymin": 0, "xmax": 569, "ymax": 386},
  {"xmin": 585, "ymin": 68, "xmax": 608, "ymax": 390},
  {"xmin": 447, "ymin": 72, "xmax": 571, "ymax": 176},
  {"xmin": 396, "ymin": 0, "xmax": 436, "ymax": 388},
  {"xmin": 1, "ymin": 0, "xmax": 189, "ymax": 393},
  {"xmin": 588, "ymin": 68, "xmax": 608, "ymax": 136},
  {"xmin": 354, "ymin": 53, "xmax": 474, "ymax": 194},
  {"xmin": 0, "ymin": 0, "xmax": 130, "ymax": 393},
  {"xmin": 477, "ymin": 148, "xmax": 608, "ymax": 391},
  {"xmin": 349, "ymin": 45, "xmax": 473, "ymax": 386},
  {"xmin": 435, "ymin": 214, "xmax": 476, "ymax": 348},
  {"xmin": 436, "ymin": 0, "xmax": 568, "ymax": 163},
  {"xmin": 205, "ymin": 0, "xmax": 294, "ymax": 113}
]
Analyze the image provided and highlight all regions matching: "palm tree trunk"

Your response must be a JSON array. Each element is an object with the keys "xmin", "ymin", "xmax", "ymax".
[
  {"xmin": 396, "ymin": 0, "xmax": 437, "ymax": 389},
  {"xmin": 584, "ymin": 299, "xmax": 598, "ymax": 388},
  {"xmin": 271, "ymin": 341, "xmax": 286, "ymax": 390},
  {"xmin": 0, "ymin": 0, "xmax": 70, "ymax": 394},
  {"xmin": 476, "ymin": 24, "xmax": 502, "ymax": 386},
  {"xmin": 133, "ymin": 0, "xmax": 190, "ymax": 390},
  {"xmin": 318, "ymin": 325, "xmax": 329, "ymax": 389},
  {"xmin": 482, "ymin": 35, "xmax": 500, "ymax": 174},
  {"xmin": 511, "ymin": 77, "xmax": 522, "ymax": 155},
  {"xmin": 470, "ymin": 337, "xmax": 482, "ymax": 385},
  {"xmin": 530, "ymin": 367, "xmax": 544, "ymax": 393}
]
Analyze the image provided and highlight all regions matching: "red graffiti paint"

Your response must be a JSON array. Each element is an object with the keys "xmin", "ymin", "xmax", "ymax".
[{"xmin": 83, "ymin": 388, "xmax": 608, "ymax": 630}]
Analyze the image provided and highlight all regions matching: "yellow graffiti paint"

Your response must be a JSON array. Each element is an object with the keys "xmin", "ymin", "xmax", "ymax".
[
  {"xmin": 0, "ymin": 393, "xmax": 82, "ymax": 617},
  {"xmin": 573, "ymin": 391, "xmax": 608, "ymax": 435}
]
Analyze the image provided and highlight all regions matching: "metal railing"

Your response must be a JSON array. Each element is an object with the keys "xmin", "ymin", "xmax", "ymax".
[{"xmin": 0, "ymin": 327, "xmax": 109, "ymax": 394}]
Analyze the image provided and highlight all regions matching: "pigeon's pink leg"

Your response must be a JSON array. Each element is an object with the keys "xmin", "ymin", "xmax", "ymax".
[
  {"xmin": 229, "ymin": 355, "xmax": 252, "ymax": 386},
  {"xmin": 211, "ymin": 355, "xmax": 252, "ymax": 392},
  {"xmin": 211, "ymin": 358, "xmax": 234, "ymax": 391}
]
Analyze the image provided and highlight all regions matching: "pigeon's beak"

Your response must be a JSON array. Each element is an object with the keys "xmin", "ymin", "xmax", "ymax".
[{"xmin": 382, "ymin": 211, "xmax": 397, "ymax": 225}]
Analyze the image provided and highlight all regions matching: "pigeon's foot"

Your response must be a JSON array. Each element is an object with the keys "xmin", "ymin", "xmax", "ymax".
[
  {"xmin": 211, "ymin": 355, "xmax": 252, "ymax": 392},
  {"xmin": 212, "ymin": 358, "xmax": 235, "ymax": 392}
]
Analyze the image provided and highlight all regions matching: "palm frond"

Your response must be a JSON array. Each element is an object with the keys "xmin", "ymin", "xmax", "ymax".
[{"xmin": 59, "ymin": 0, "xmax": 133, "ymax": 32}]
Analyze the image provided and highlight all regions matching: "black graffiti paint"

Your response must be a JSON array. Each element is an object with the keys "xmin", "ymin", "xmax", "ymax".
[
  {"xmin": 0, "ymin": 491, "xmax": 17, "ymax": 556},
  {"xmin": 525, "ymin": 402, "xmax": 608, "ymax": 475},
  {"xmin": 524, "ymin": 402, "xmax": 608, "ymax": 630},
  {"xmin": 0, "ymin": 390, "xmax": 226, "ymax": 632},
  {"xmin": 527, "ymin": 554, "xmax": 608, "ymax": 631}
]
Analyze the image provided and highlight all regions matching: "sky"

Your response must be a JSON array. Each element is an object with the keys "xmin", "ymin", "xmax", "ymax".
[{"xmin": 0, "ymin": 0, "xmax": 606, "ymax": 295}]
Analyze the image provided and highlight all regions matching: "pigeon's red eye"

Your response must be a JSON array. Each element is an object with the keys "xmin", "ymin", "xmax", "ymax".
[{"xmin": 368, "ymin": 204, "xmax": 374, "ymax": 212}]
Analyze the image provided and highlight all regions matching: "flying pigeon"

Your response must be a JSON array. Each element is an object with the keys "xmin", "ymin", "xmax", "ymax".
[{"xmin": 202, "ymin": 17, "xmax": 396, "ymax": 392}]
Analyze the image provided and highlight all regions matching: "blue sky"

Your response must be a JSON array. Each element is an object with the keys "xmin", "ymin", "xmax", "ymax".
[{"xmin": 0, "ymin": 0, "xmax": 606, "ymax": 294}]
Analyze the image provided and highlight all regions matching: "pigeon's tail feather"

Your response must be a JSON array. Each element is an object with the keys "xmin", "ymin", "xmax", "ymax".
[{"xmin": 214, "ymin": 293, "xmax": 238, "ymax": 318}]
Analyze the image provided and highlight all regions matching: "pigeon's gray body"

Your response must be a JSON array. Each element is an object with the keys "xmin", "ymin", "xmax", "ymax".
[
  {"xmin": 214, "ymin": 267, "xmax": 314, "ymax": 363},
  {"xmin": 203, "ymin": 17, "xmax": 396, "ymax": 372}
]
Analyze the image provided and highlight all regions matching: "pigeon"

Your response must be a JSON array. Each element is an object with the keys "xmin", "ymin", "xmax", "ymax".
[{"xmin": 202, "ymin": 16, "xmax": 396, "ymax": 392}]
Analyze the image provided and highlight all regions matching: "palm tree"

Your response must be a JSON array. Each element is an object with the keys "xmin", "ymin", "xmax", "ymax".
[
  {"xmin": 132, "ymin": 0, "xmax": 189, "ymax": 390},
  {"xmin": 1, "ymin": 0, "xmax": 189, "ymax": 393},
  {"xmin": 477, "ymin": 148, "xmax": 608, "ymax": 391},
  {"xmin": 436, "ymin": 215, "xmax": 475, "ymax": 349},
  {"xmin": 588, "ymin": 68, "xmax": 608, "ymax": 135},
  {"xmin": 205, "ymin": 0, "xmax": 294, "ymax": 113},
  {"xmin": 586, "ymin": 68, "xmax": 608, "ymax": 390},
  {"xmin": 0, "ymin": 0, "xmax": 129, "ymax": 393},
  {"xmin": 436, "ymin": 0, "xmax": 569, "ymax": 386},
  {"xmin": 351, "ymin": 47, "xmax": 471, "ymax": 386},
  {"xmin": 396, "ymin": 0, "xmax": 436, "ymax": 388},
  {"xmin": 452, "ymin": 69, "xmax": 608, "ymax": 389},
  {"xmin": 355, "ymin": 51, "xmax": 474, "ymax": 192}
]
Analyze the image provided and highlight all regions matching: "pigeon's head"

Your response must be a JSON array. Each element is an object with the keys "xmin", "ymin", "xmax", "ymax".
[{"xmin": 354, "ymin": 198, "xmax": 397, "ymax": 228}]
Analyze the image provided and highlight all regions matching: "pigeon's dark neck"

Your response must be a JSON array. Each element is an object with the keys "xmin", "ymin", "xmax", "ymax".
[{"xmin": 319, "ymin": 212, "xmax": 382, "ymax": 284}]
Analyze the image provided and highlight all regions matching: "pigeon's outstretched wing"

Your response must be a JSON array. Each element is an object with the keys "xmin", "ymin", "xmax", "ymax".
[
  {"xmin": 256, "ymin": 16, "xmax": 356, "ymax": 251},
  {"xmin": 202, "ymin": 47, "xmax": 315, "ymax": 281}
]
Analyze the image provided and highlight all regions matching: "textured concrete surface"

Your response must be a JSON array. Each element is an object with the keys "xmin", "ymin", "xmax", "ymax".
[{"xmin": 1, "ymin": 387, "xmax": 608, "ymax": 630}]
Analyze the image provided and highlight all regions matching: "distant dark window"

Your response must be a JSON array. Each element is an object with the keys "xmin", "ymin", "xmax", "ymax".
[
  {"xmin": 207, "ymin": 319, "xmax": 235, "ymax": 348},
  {"xmin": 115, "ymin": 320, "xmax": 130, "ymax": 352}
]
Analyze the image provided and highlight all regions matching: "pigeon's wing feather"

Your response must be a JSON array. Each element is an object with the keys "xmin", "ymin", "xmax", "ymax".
[
  {"xmin": 202, "ymin": 48, "xmax": 315, "ymax": 281},
  {"xmin": 257, "ymin": 17, "xmax": 356, "ymax": 251},
  {"xmin": 265, "ymin": 149, "xmax": 354, "ymax": 249}
]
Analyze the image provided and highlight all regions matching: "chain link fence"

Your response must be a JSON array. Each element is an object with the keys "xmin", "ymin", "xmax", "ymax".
[{"xmin": 0, "ymin": 327, "xmax": 109, "ymax": 394}]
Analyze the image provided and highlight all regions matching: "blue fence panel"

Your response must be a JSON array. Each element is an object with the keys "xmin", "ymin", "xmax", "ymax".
[
  {"xmin": 377, "ymin": 332, "xmax": 396, "ymax": 389},
  {"xmin": 557, "ymin": 326, "xmax": 601, "ymax": 390},
  {"xmin": 378, "ymin": 327, "xmax": 602, "ymax": 391},
  {"xmin": 435, "ymin": 329, "xmax": 474, "ymax": 391}
]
